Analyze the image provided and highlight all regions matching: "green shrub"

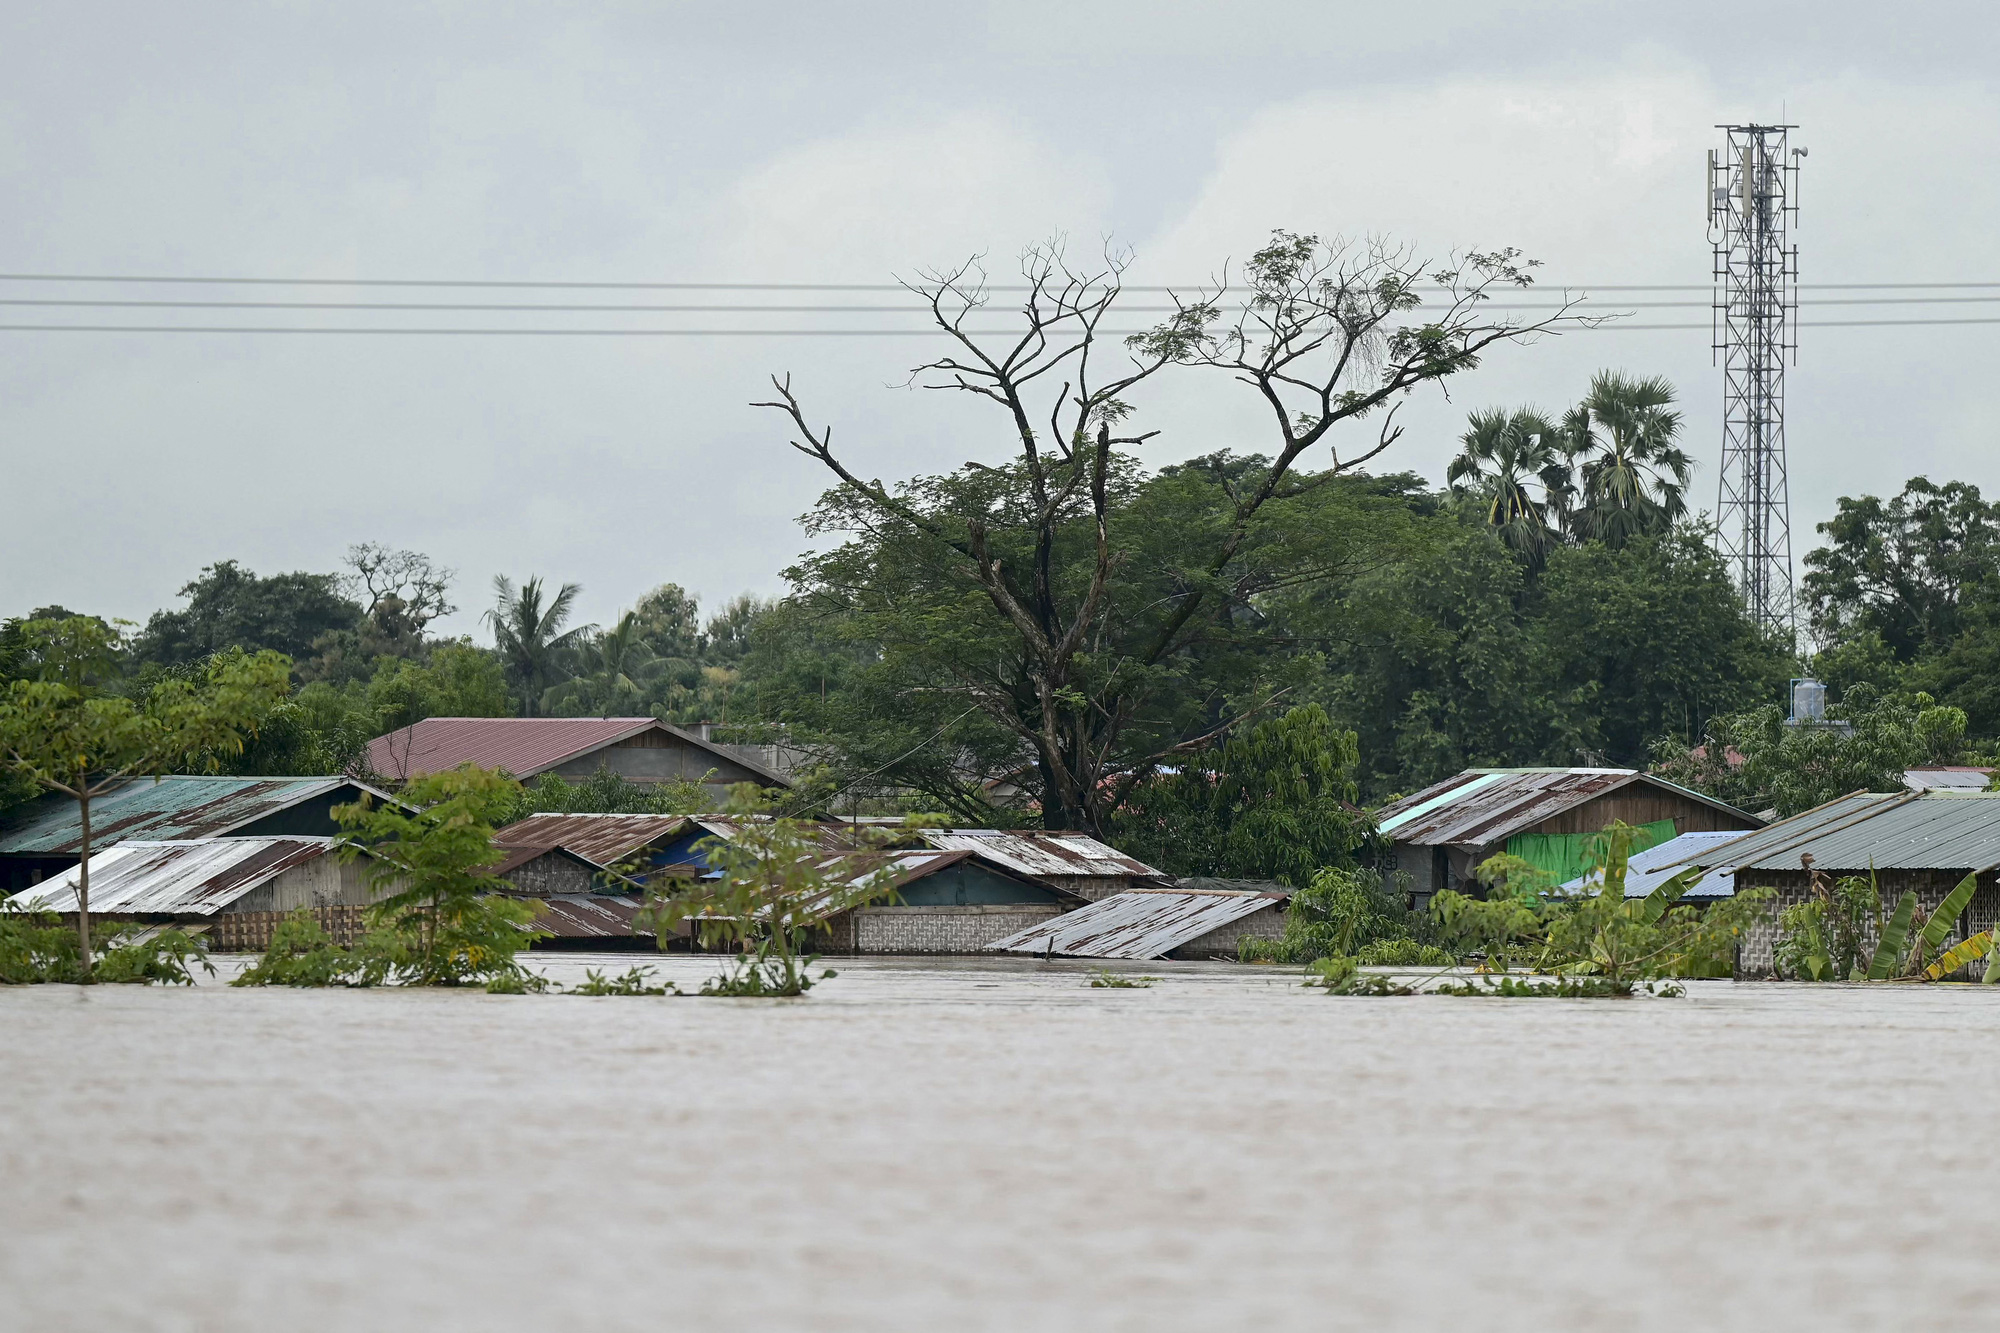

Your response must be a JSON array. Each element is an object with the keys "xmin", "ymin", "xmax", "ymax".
[
  {"xmin": 1, "ymin": 905, "xmax": 212, "ymax": 986},
  {"xmin": 1237, "ymin": 866, "xmax": 1431, "ymax": 964},
  {"xmin": 1354, "ymin": 938, "xmax": 1456, "ymax": 967},
  {"xmin": 231, "ymin": 911, "xmax": 375, "ymax": 988}
]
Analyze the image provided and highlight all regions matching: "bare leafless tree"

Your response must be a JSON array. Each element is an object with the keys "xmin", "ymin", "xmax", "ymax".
[
  {"xmin": 345, "ymin": 543, "xmax": 457, "ymax": 637},
  {"xmin": 760, "ymin": 233, "xmax": 1582, "ymax": 833}
]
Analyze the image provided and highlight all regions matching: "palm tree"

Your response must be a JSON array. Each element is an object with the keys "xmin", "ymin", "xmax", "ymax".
[
  {"xmin": 543, "ymin": 612, "xmax": 662, "ymax": 717},
  {"xmin": 486, "ymin": 575, "xmax": 590, "ymax": 716},
  {"xmin": 1565, "ymin": 371, "xmax": 1694, "ymax": 549},
  {"xmin": 1445, "ymin": 407, "xmax": 1568, "ymax": 558}
]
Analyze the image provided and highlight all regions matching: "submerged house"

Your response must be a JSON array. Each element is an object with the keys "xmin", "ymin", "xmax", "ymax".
[
  {"xmin": 986, "ymin": 879, "xmax": 1292, "ymax": 961},
  {"xmin": 0, "ymin": 775, "xmax": 398, "ymax": 896},
  {"xmin": 503, "ymin": 816, "xmax": 1134, "ymax": 953},
  {"xmin": 361, "ymin": 717, "xmax": 790, "ymax": 796},
  {"xmin": 5, "ymin": 837, "xmax": 381, "ymax": 950},
  {"xmin": 1376, "ymin": 768, "xmax": 1762, "ymax": 910},
  {"xmin": 809, "ymin": 848, "xmax": 1088, "ymax": 954},
  {"xmin": 1657, "ymin": 790, "xmax": 2000, "ymax": 976}
]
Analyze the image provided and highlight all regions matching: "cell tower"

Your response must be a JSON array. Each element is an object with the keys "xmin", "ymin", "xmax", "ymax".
[{"xmin": 1709, "ymin": 123, "xmax": 1803, "ymax": 640}]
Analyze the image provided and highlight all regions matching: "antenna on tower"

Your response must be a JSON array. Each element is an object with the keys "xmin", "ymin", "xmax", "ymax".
[{"xmin": 1710, "ymin": 123, "xmax": 1801, "ymax": 642}]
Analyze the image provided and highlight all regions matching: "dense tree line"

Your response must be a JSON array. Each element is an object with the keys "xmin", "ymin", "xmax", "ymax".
[{"xmin": 9, "ymin": 239, "xmax": 1990, "ymax": 882}]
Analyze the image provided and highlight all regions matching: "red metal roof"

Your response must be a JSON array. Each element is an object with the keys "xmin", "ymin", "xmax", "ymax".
[
  {"xmin": 493, "ymin": 813, "xmax": 693, "ymax": 866},
  {"xmin": 363, "ymin": 717, "xmax": 663, "ymax": 782}
]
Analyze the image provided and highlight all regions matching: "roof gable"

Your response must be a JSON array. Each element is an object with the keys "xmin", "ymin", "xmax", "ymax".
[
  {"xmin": 362, "ymin": 717, "xmax": 788, "ymax": 787},
  {"xmin": 1374, "ymin": 768, "xmax": 1757, "ymax": 847}
]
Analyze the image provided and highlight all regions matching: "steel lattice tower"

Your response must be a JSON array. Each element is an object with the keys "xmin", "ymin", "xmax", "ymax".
[{"xmin": 1709, "ymin": 124, "xmax": 1802, "ymax": 640}]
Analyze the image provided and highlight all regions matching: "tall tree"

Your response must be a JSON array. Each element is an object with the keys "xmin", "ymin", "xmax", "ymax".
[
  {"xmin": 0, "ymin": 618, "xmax": 290, "ymax": 972},
  {"xmin": 1802, "ymin": 476, "xmax": 2000, "ymax": 660},
  {"xmin": 486, "ymin": 576, "xmax": 589, "ymax": 716},
  {"xmin": 760, "ymin": 233, "xmax": 1574, "ymax": 832},
  {"xmin": 1445, "ymin": 407, "xmax": 1568, "ymax": 558},
  {"xmin": 1564, "ymin": 372, "xmax": 1693, "ymax": 549},
  {"xmin": 134, "ymin": 560, "xmax": 363, "ymax": 668}
]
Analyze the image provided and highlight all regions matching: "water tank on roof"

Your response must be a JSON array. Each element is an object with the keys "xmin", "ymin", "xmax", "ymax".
[{"xmin": 1788, "ymin": 677, "xmax": 1826, "ymax": 725}]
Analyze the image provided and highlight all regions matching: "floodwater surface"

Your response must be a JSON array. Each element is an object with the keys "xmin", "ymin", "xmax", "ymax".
[{"xmin": 3, "ymin": 955, "xmax": 1997, "ymax": 1331}]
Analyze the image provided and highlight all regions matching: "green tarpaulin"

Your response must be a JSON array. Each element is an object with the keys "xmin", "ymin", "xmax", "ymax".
[{"xmin": 1504, "ymin": 820, "xmax": 1677, "ymax": 885}]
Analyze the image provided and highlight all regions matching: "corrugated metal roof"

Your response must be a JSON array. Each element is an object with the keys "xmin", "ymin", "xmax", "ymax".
[
  {"xmin": 1560, "ymin": 831, "xmax": 1747, "ymax": 900},
  {"xmin": 1903, "ymin": 767, "xmax": 1994, "ymax": 792},
  {"xmin": 920, "ymin": 830, "xmax": 1165, "ymax": 881},
  {"xmin": 527, "ymin": 895, "xmax": 643, "ymax": 938},
  {"xmin": 1372, "ymin": 768, "xmax": 1756, "ymax": 847},
  {"xmin": 494, "ymin": 813, "xmax": 693, "ymax": 867},
  {"xmin": 985, "ymin": 887, "xmax": 1285, "ymax": 960},
  {"xmin": 0, "ymin": 776, "xmax": 393, "ymax": 857},
  {"xmin": 362, "ymin": 717, "xmax": 788, "ymax": 787},
  {"xmin": 1672, "ymin": 792, "xmax": 1895, "ymax": 872},
  {"xmin": 7, "ymin": 838, "xmax": 335, "ymax": 915},
  {"xmin": 1705, "ymin": 791, "xmax": 2000, "ymax": 873}
]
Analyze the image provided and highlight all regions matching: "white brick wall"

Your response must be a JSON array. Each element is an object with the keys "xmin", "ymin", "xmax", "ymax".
[{"xmin": 850, "ymin": 904, "xmax": 1062, "ymax": 954}]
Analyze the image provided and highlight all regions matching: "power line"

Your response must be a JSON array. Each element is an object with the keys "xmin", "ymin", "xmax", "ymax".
[
  {"xmin": 8, "ymin": 269, "xmax": 2000, "ymax": 292},
  {"xmin": 10, "ymin": 317, "xmax": 2000, "ymax": 335},
  {"xmin": 9, "ymin": 294, "xmax": 2000, "ymax": 314}
]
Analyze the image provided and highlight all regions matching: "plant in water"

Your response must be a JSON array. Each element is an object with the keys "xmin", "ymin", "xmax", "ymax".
[
  {"xmin": 322, "ymin": 766, "xmax": 548, "ymax": 988},
  {"xmin": 570, "ymin": 966, "xmax": 675, "ymax": 996},
  {"xmin": 1435, "ymin": 821, "xmax": 1773, "ymax": 993},
  {"xmin": 1087, "ymin": 969, "xmax": 1155, "ymax": 988},
  {"xmin": 0, "ymin": 903, "xmax": 214, "ymax": 986},
  {"xmin": 1237, "ymin": 866, "xmax": 1431, "ymax": 964},
  {"xmin": 639, "ymin": 787, "xmax": 906, "ymax": 997},
  {"xmin": 231, "ymin": 910, "xmax": 374, "ymax": 988},
  {"xmin": 1773, "ymin": 865, "xmax": 2000, "ymax": 983}
]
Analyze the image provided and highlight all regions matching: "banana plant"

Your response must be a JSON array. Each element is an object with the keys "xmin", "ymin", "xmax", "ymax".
[
  {"xmin": 1862, "ymin": 891, "xmax": 1918, "ymax": 982},
  {"xmin": 1908, "ymin": 870, "xmax": 1982, "ymax": 976},
  {"xmin": 1924, "ymin": 931, "xmax": 1995, "ymax": 982}
]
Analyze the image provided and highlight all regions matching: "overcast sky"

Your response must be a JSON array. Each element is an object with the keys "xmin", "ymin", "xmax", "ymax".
[{"xmin": 4, "ymin": 2, "xmax": 1996, "ymax": 638}]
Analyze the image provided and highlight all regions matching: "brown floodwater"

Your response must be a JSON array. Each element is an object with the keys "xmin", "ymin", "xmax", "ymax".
[{"xmin": 3, "ymin": 954, "xmax": 1997, "ymax": 1331}]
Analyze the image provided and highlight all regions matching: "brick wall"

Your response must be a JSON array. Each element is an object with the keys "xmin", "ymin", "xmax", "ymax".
[
  {"xmin": 1736, "ymin": 868, "xmax": 2000, "ymax": 978},
  {"xmin": 845, "ymin": 904, "xmax": 1063, "ymax": 955}
]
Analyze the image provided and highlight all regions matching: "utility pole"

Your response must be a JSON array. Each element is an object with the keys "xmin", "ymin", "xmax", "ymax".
[{"xmin": 1709, "ymin": 123, "xmax": 1804, "ymax": 642}]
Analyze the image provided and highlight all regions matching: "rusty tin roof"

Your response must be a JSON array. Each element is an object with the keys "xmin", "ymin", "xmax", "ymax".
[
  {"xmin": 919, "ymin": 830, "xmax": 1166, "ymax": 881},
  {"xmin": 493, "ymin": 813, "xmax": 694, "ymax": 867},
  {"xmin": 362, "ymin": 717, "xmax": 788, "ymax": 787},
  {"xmin": 985, "ymin": 887, "xmax": 1286, "ymax": 960},
  {"xmin": 1373, "ymin": 768, "xmax": 1756, "ymax": 847},
  {"xmin": 8, "ymin": 838, "xmax": 336, "ymax": 915},
  {"xmin": 527, "ymin": 894, "xmax": 644, "ymax": 938},
  {"xmin": 0, "ymin": 776, "xmax": 395, "ymax": 858}
]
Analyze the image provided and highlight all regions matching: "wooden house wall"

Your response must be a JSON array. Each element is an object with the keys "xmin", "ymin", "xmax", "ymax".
[
  {"xmin": 548, "ymin": 734, "xmax": 771, "ymax": 787},
  {"xmin": 496, "ymin": 853, "xmax": 597, "ymax": 897},
  {"xmin": 1524, "ymin": 788, "xmax": 1758, "ymax": 837},
  {"xmin": 227, "ymin": 856, "xmax": 379, "ymax": 914}
]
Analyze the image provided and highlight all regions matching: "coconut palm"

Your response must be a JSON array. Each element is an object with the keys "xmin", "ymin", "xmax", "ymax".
[
  {"xmin": 1445, "ymin": 407, "xmax": 1569, "ymax": 558},
  {"xmin": 486, "ymin": 575, "xmax": 590, "ymax": 716},
  {"xmin": 1565, "ymin": 371, "xmax": 1694, "ymax": 549},
  {"xmin": 542, "ymin": 612, "xmax": 662, "ymax": 717}
]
